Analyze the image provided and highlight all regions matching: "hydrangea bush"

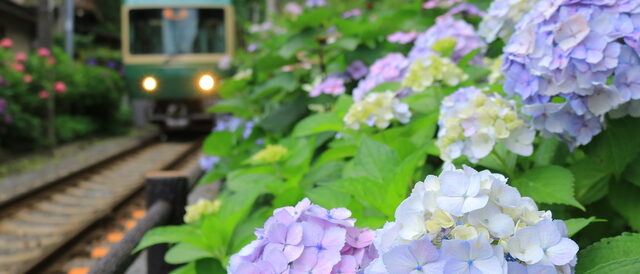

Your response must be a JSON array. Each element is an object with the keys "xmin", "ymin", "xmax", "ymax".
[
  {"xmin": 137, "ymin": 1, "xmax": 640, "ymax": 273},
  {"xmin": 366, "ymin": 165, "xmax": 578, "ymax": 273}
]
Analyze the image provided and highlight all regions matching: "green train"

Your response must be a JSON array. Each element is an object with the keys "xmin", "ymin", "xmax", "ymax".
[{"xmin": 121, "ymin": 0, "xmax": 236, "ymax": 129}]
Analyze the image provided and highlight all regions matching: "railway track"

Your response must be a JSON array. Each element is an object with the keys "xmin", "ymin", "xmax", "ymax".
[{"xmin": 0, "ymin": 139, "xmax": 201, "ymax": 274}]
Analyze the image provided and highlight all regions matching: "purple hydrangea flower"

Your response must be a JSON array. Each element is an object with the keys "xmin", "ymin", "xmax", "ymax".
[
  {"xmin": 347, "ymin": 60, "xmax": 368, "ymax": 80},
  {"xmin": 0, "ymin": 98, "xmax": 6, "ymax": 114},
  {"xmin": 387, "ymin": 31, "xmax": 418, "ymax": 44},
  {"xmin": 422, "ymin": 0, "xmax": 463, "ymax": 9},
  {"xmin": 247, "ymin": 43, "xmax": 258, "ymax": 53},
  {"xmin": 353, "ymin": 53, "xmax": 409, "ymax": 101},
  {"xmin": 228, "ymin": 198, "xmax": 376, "ymax": 273},
  {"xmin": 342, "ymin": 9, "xmax": 362, "ymax": 19},
  {"xmin": 310, "ymin": 75, "xmax": 347, "ymax": 97},
  {"xmin": 409, "ymin": 16, "xmax": 487, "ymax": 64},
  {"xmin": 502, "ymin": 0, "xmax": 640, "ymax": 148},
  {"xmin": 284, "ymin": 2, "xmax": 303, "ymax": 16},
  {"xmin": 305, "ymin": 0, "xmax": 327, "ymax": 8},
  {"xmin": 442, "ymin": 4, "xmax": 487, "ymax": 18}
]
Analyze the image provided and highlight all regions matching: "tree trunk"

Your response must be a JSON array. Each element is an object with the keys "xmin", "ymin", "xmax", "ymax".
[{"xmin": 38, "ymin": 0, "xmax": 56, "ymax": 148}]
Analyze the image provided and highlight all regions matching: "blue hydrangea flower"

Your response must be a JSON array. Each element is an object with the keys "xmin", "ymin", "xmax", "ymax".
[
  {"xmin": 409, "ymin": 16, "xmax": 486, "ymax": 64},
  {"xmin": 502, "ymin": 0, "xmax": 640, "ymax": 148}
]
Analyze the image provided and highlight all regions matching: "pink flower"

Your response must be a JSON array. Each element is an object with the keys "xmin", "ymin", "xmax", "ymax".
[
  {"xmin": 39, "ymin": 90, "xmax": 49, "ymax": 99},
  {"xmin": 342, "ymin": 9, "xmax": 362, "ymax": 19},
  {"xmin": 38, "ymin": 48, "xmax": 51, "ymax": 57},
  {"xmin": 387, "ymin": 31, "xmax": 418, "ymax": 44},
  {"xmin": 54, "ymin": 81, "xmax": 67, "ymax": 93},
  {"xmin": 23, "ymin": 74, "xmax": 32, "ymax": 83},
  {"xmin": 0, "ymin": 38, "xmax": 13, "ymax": 49},
  {"xmin": 13, "ymin": 63, "xmax": 24, "ymax": 72},
  {"xmin": 15, "ymin": 52, "xmax": 27, "ymax": 62}
]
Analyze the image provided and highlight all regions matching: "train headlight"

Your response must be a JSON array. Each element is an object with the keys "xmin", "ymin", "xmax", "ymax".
[
  {"xmin": 142, "ymin": 76, "xmax": 158, "ymax": 92},
  {"xmin": 198, "ymin": 74, "xmax": 215, "ymax": 92}
]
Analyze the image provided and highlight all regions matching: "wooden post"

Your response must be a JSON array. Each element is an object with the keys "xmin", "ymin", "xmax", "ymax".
[
  {"xmin": 37, "ymin": 0, "xmax": 56, "ymax": 148},
  {"xmin": 144, "ymin": 171, "xmax": 189, "ymax": 274}
]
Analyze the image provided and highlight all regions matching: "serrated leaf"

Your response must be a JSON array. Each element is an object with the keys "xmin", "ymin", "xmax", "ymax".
[
  {"xmin": 305, "ymin": 185, "xmax": 352, "ymax": 209},
  {"xmin": 292, "ymin": 113, "xmax": 344, "ymax": 137},
  {"xmin": 585, "ymin": 257, "xmax": 640, "ymax": 274},
  {"xmin": 577, "ymin": 233, "xmax": 640, "ymax": 273},
  {"xmin": 134, "ymin": 226, "xmax": 206, "ymax": 253},
  {"xmin": 623, "ymin": 155, "xmax": 640, "ymax": 188},
  {"xmin": 511, "ymin": 166, "xmax": 584, "ymax": 210},
  {"xmin": 346, "ymin": 137, "xmax": 399, "ymax": 183},
  {"xmin": 585, "ymin": 117, "xmax": 640, "ymax": 176},
  {"xmin": 570, "ymin": 158, "xmax": 611, "ymax": 205},
  {"xmin": 564, "ymin": 217, "xmax": 605, "ymax": 237},
  {"xmin": 608, "ymin": 181, "xmax": 640, "ymax": 231},
  {"xmin": 165, "ymin": 243, "xmax": 213, "ymax": 264},
  {"xmin": 202, "ymin": 131, "xmax": 233, "ymax": 157}
]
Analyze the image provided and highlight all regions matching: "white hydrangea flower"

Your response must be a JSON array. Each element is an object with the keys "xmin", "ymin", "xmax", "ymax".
[
  {"xmin": 437, "ymin": 87, "xmax": 535, "ymax": 163},
  {"xmin": 366, "ymin": 165, "xmax": 579, "ymax": 274},
  {"xmin": 478, "ymin": 0, "xmax": 536, "ymax": 43},
  {"xmin": 343, "ymin": 91, "xmax": 411, "ymax": 130}
]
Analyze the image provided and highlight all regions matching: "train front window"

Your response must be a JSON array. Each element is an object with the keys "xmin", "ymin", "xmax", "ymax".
[{"xmin": 129, "ymin": 8, "xmax": 226, "ymax": 55}]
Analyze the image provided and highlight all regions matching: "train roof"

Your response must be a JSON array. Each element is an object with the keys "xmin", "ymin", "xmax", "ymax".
[{"xmin": 124, "ymin": 0, "xmax": 231, "ymax": 7}]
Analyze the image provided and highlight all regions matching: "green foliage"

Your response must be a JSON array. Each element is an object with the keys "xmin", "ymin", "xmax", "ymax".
[
  {"xmin": 511, "ymin": 165, "xmax": 584, "ymax": 210},
  {"xmin": 0, "ymin": 47, "xmax": 126, "ymax": 151},
  {"xmin": 577, "ymin": 233, "xmax": 640, "ymax": 273}
]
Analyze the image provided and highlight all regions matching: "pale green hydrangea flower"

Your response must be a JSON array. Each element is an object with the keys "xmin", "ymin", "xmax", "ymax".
[
  {"xmin": 402, "ymin": 54, "xmax": 467, "ymax": 93},
  {"xmin": 437, "ymin": 87, "xmax": 535, "ymax": 162},
  {"xmin": 184, "ymin": 199, "xmax": 221, "ymax": 223},
  {"xmin": 478, "ymin": 0, "xmax": 536, "ymax": 43},
  {"xmin": 251, "ymin": 144, "xmax": 289, "ymax": 164},
  {"xmin": 343, "ymin": 91, "xmax": 411, "ymax": 130}
]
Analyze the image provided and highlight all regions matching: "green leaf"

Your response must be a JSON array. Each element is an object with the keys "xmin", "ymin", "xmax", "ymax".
[
  {"xmin": 315, "ymin": 144, "xmax": 358, "ymax": 166},
  {"xmin": 570, "ymin": 157, "xmax": 611, "ymax": 205},
  {"xmin": 585, "ymin": 117, "xmax": 640, "ymax": 176},
  {"xmin": 165, "ymin": 243, "xmax": 213, "ymax": 264},
  {"xmin": 577, "ymin": 233, "xmax": 640, "ymax": 273},
  {"xmin": 134, "ymin": 226, "xmax": 205, "ymax": 253},
  {"xmin": 225, "ymin": 173, "xmax": 280, "ymax": 194},
  {"xmin": 251, "ymin": 73, "xmax": 298, "ymax": 100},
  {"xmin": 278, "ymin": 32, "xmax": 316, "ymax": 58},
  {"xmin": 346, "ymin": 137, "xmax": 399, "ymax": 183},
  {"xmin": 564, "ymin": 217, "xmax": 605, "ymax": 237},
  {"xmin": 623, "ymin": 155, "xmax": 640, "ymax": 188},
  {"xmin": 259, "ymin": 96, "xmax": 309, "ymax": 134},
  {"xmin": 207, "ymin": 97, "xmax": 252, "ymax": 118},
  {"xmin": 333, "ymin": 176, "xmax": 393, "ymax": 217},
  {"xmin": 533, "ymin": 137, "xmax": 561, "ymax": 167},
  {"xmin": 585, "ymin": 257, "xmax": 640, "ymax": 274},
  {"xmin": 292, "ymin": 113, "xmax": 344, "ymax": 137},
  {"xmin": 608, "ymin": 181, "xmax": 640, "ymax": 231},
  {"xmin": 403, "ymin": 87, "xmax": 445, "ymax": 115},
  {"xmin": 217, "ymin": 79, "xmax": 248, "ymax": 99},
  {"xmin": 332, "ymin": 37, "xmax": 360, "ymax": 51},
  {"xmin": 202, "ymin": 131, "xmax": 233, "ymax": 157},
  {"xmin": 511, "ymin": 166, "xmax": 584, "ymax": 210},
  {"xmin": 333, "ymin": 95, "xmax": 354, "ymax": 118},
  {"xmin": 370, "ymin": 82, "xmax": 401, "ymax": 93},
  {"xmin": 305, "ymin": 185, "xmax": 352, "ymax": 209}
]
